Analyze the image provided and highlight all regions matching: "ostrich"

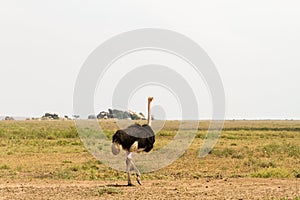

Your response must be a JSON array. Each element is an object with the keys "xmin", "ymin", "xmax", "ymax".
[{"xmin": 111, "ymin": 97, "xmax": 155, "ymax": 186}]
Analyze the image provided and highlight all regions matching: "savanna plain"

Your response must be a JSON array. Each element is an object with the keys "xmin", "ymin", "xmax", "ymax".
[{"xmin": 0, "ymin": 120, "xmax": 299, "ymax": 199}]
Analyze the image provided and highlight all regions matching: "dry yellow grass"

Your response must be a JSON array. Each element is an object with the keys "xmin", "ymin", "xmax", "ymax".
[{"xmin": 0, "ymin": 120, "xmax": 299, "ymax": 180}]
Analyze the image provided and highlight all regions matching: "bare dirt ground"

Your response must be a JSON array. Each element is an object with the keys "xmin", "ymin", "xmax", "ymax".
[{"xmin": 0, "ymin": 178, "xmax": 299, "ymax": 200}]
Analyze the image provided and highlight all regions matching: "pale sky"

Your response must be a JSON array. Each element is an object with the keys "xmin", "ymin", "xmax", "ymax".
[{"xmin": 1, "ymin": 0, "xmax": 299, "ymax": 119}]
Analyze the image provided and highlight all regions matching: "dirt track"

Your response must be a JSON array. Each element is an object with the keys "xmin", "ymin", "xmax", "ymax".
[{"xmin": 0, "ymin": 178, "xmax": 299, "ymax": 200}]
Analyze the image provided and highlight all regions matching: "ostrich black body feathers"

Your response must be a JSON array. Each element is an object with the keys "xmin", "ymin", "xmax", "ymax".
[{"xmin": 112, "ymin": 124, "xmax": 155, "ymax": 152}]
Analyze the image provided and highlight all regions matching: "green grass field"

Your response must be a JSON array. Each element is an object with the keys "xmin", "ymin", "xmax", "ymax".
[{"xmin": 0, "ymin": 119, "xmax": 299, "ymax": 182}]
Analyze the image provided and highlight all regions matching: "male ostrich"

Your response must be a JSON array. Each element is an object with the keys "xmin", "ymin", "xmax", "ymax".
[{"xmin": 111, "ymin": 97, "xmax": 155, "ymax": 186}]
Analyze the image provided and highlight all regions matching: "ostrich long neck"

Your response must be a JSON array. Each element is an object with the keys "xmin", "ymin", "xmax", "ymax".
[{"xmin": 147, "ymin": 99, "xmax": 152, "ymax": 126}]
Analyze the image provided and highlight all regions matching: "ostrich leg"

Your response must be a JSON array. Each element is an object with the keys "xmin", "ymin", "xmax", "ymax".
[
  {"xmin": 130, "ymin": 159, "xmax": 142, "ymax": 185},
  {"xmin": 126, "ymin": 152, "xmax": 133, "ymax": 186},
  {"xmin": 126, "ymin": 152, "xmax": 142, "ymax": 185}
]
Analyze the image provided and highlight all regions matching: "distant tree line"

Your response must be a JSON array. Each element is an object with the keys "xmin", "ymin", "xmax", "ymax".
[
  {"xmin": 88, "ymin": 109, "xmax": 148, "ymax": 120},
  {"xmin": 4, "ymin": 116, "xmax": 14, "ymax": 120}
]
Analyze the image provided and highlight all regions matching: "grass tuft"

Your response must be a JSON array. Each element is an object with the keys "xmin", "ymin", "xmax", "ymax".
[
  {"xmin": 97, "ymin": 187, "xmax": 122, "ymax": 196},
  {"xmin": 251, "ymin": 167, "xmax": 292, "ymax": 178},
  {"xmin": 0, "ymin": 164, "xmax": 10, "ymax": 170}
]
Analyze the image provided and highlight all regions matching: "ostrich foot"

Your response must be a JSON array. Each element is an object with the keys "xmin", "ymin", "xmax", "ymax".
[
  {"xmin": 136, "ymin": 175, "xmax": 142, "ymax": 185},
  {"xmin": 127, "ymin": 182, "xmax": 134, "ymax": 186}
]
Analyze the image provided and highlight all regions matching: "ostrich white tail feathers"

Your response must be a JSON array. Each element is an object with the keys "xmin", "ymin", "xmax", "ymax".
[
  {"xmin": 111, "ymin": 142, "xmax": 121, "ymax": 155},
  {"xmin": 129, "ymin": 141, "xmax": 138, "ymax": 152},
  {"xmin": 147, "ymin": 97, "xmax": 154, "ymax": 126}
]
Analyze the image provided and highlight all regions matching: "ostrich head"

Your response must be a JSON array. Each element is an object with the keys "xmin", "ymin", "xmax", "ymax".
[{"xmin": 148, "ymin": 96, "xmax": 154, "ymax": 102}]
